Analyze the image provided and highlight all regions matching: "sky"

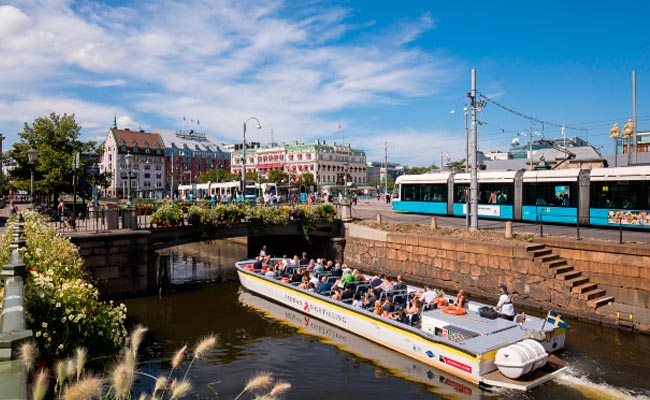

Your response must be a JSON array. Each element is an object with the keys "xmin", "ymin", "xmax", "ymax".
[{"xmin": 1, "ymin": 0, "xmax": 649, "ymax": 167}]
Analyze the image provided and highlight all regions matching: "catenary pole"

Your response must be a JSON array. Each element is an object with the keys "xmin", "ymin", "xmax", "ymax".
[{"xmin": 469, "ymin": 69, "xmax": 478, "ymax": 231}]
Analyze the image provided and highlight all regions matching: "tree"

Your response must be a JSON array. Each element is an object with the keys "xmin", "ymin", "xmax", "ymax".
[
  {"xmin": 8, "ymin": 112, "xmax": 96, "ymax": 203},
  {"xmin": 405, "ymin": 166, "xmax": 436, "ymax": 175},
  {"xmin": 267, "ymin": 169, "xmax": 288, "ymax": 185},
  {"xmin": 302, "ymin": 172, "xmax": 315, "ymax": 188},
  {"xmin": 449, "ymin": 159, "xmax": 466, "ymax": 169},
  {"xmin": 198, "ymin": 169, "xmax": 237, "ymax": 183}
]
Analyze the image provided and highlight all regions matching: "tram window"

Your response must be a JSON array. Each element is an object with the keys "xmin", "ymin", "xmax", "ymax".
[
  {"xmin": 524, "ymin": 182, "xmax": 576, "ymax": 207},
  {"xmin": 455, "ymin": 184, "xmax": 469, "ymax": 202},
  {"xmin": 591, "ymin": 181, "xmax": 645, "ymax": 209},
  {"xmin": 478, "ymin": 183, "xmax": 512, "ymax": 205},
  {"xmin": 402, "ymin": 184, "xmax": 446, "ymax": 202}
]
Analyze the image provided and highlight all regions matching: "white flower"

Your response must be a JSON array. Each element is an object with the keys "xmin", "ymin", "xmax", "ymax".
[
  {"xmin": 55, "ymin": 302, "xmax": 61, "ymax": 308},
  {"xmin": 41, "ymin": 322, "xmax": 48, "ymax": 328},
  {"xmin": 36, "ymin": 331, "xmax": 42, "ymax": 337}
]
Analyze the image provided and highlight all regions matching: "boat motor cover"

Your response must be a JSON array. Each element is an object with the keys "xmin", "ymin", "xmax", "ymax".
[{"xmin": 479, "ymin": 306, "xmax": 498, "ymax": 319}]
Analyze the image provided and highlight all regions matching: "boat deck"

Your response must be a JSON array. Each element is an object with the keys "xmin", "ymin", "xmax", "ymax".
[{"xmin": 422, "ymin": 308, "xmax": 554, "ymax": 354}]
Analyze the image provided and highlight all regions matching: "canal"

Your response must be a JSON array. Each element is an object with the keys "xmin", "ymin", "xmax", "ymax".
[{"xmin": 124, "ymin": 240, "xmax": 650, "ymax": 399}]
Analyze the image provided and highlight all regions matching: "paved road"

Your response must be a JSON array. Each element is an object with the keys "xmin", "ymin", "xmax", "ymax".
[{"xmin": 348, "ymin": 199, "xmax": 650, "ymax": 244}]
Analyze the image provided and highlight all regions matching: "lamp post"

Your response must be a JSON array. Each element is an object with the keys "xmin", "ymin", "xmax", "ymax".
[
  {"xmin": 125, "ymin": 152, "xmax": 133, "ymax": 207},
  {"xmin": 27, "ymin": 147, "xmax": 38, "ymax": 209},
  {"xmin": 610, "ymin": 123, "xmax": 620, "ymax": 167},
  {"xmin": 241, "ymin": 117, "xmax": 262, "ymax": 196}
]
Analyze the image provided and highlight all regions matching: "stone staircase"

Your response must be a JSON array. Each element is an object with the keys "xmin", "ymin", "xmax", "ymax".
[{"xmin": 526, "ymin": 244, "xmax": 615, "ymax": 309}]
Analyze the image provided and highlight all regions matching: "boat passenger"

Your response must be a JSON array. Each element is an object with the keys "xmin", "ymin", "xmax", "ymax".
[
  {"xmin": 331, "ymin": 263, "xmax": 343, "ymax": 277},
  {"xmin": 332, "ymin": 287, "xmax": 343, "ymax": 301},
  {"xmin": 352, "ymin": 292, "xmax": 364, "ymax": 308},
  {"xmin": 325, "ymin": 260, "xmax": 334, "ymax": 271},
  {"xmin": 307, "ymin": 282, "xmax": 316, "ymax": 292},
  {"xmin": 380, "ymin": 276, "xmax": 394, "ymax": 292},
  {"xmin": 364, "ymin": 289, "xmax": 378, "ymax": 308},
  {"xmin": 309, "ymin": 273, "xmax": 320, "ymax": 288},
  {"xmin": 454, "ymin": 290, "xmax": 468, "ymax": 308},
  {"xmin": 495, "ymin": 284, "xmax": 516, "ymax": 321},
  {"xmin": 393, "ymin": 275, "xmax": 407, "ymax": 290},
  {"xmin": 290, "ymin": 268, "xmax": 303, "ymax": 283},
  {"xmin": 253, "ymin": 256, "xmax": 263, "ymax": 271},
  {"xmin": 291, "ymin": 255, "xmax": 299, "ymax": 267},
  {"xmin": 373, "ymin": 300, "xmax": 383, "ymax": 315},
  {"xmin": 406, "ymin": 298, "xmax": 422, "ymax": 316},
  {"xmin": 264, "ymin": 268, "xmax": 277, "ymax": 278},
  {"xmin": 281, "ymin": 255, "xmax": 290, "ymax": 268},
  {"xmin": 420, "ymin": 284, "xmax": 437, "ymax": 308},
  {"xmin": 352, "ymin": 269, "xmax": 365, "ymax": 281},
  {"xmin": 318, "ymin": 276, "xmax": 333, "ymax": 293},
  {"xmin": 434, "ymin": 290, "xmax": 448, "ymax": 308},
  {"xmin": 342, "ymin": 283, "xmax": 355, "ymax": 300},
  {"xmin": 341, "ymin": 268, "xmax": 354, "ymax": 284},
  {"xmin": 308, "ymin": 259, "xmax": 317, "ymax": 272},
  {"xmin": 382, "ymin": 296, "xmax": 396, "ymax": 313},
  {"xmin": 370, "ymin": 275, "xmax": 384, "ymax": 289},
  {"xmin": 392, "ymin": 308, "xmax": 408, "ymax": 323},
  {"xmin": 299, "ymin": 252, "xmax": 309, "ymax": 267},
  {"xmin": 259, "ymin": 245, "xmax": 268, "ymax": 259}
]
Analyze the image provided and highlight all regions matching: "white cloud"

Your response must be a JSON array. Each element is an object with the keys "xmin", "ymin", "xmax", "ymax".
[{"xmin": 0, "ymin": 1, "xmax": 459, "ymax": 165}]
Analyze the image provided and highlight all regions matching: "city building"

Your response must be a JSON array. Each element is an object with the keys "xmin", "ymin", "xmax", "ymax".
[
  {"xmin": 231, "ymin": 139, "xmax": 366, "ymax": 191},
  {"xmin": 100, "ymin": 122, "xmax": 166, "ymax": 199},
  {"xmin": 366, "ymin": 161, "xmax": 406, "ymax": 188},
  {"xmin": 156, "ymin": 129, "xmax": 230, "ymax": 196}
]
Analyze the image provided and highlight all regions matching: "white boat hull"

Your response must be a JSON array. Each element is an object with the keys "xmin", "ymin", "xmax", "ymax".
[{"xmin": 236, "ymin": 263, "xmax": 567, "ymax": 390}]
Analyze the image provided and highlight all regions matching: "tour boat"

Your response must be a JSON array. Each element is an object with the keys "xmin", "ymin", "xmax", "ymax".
[
  {"xmin": 236, "ymin": 260, "xmax": 568, "ymax": 391},
  {"xmin": 239, "ymin": 291, "xmax": 482, "ymax": 398}
]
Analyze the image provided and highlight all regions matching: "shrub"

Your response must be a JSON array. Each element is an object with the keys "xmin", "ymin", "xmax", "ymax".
[
  {"xmin": 151, "ymin": 202, "xmax": 184, "ymax": 227},
  {"xmin": 1, "ymin": 211, "xmax": 127, "ymax": 360}
]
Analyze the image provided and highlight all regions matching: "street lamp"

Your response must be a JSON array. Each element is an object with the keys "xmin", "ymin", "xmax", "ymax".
[
  {"xmin": 125, "ymin": 152, "xmax": 133, "ymax": 208},
  {"xmin": 27, "ymin": 147, "xmax": 38, "ymax": 208},
  {"xmin": 242, "ymin": 117, "xmax": 262, "ymax": 196}
]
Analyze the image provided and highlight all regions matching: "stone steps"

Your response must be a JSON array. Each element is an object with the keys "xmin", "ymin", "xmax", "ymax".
[
  {"xmin": 581, "ymin": 288, "xmax": 607, "ymax": 301},
  {"xmin": 544, "ymin": 258, "xmax": 568, "ymax": 269},
  {"xmin": 528, "ymin": 244, "xmax": 614, "ymax": 310},
  {"xmin": 539, "ymin": 254, "xmax": 561, "ymax": 263},
  {"xmin": 556, "ymin": 270, "xmax": 582, "ymax": 281},
  {"xmin": 564, "ymin": 275, "xmax": 590, "ymax": 288},
  {"xmin": 572, "ymin": 282, "xmax": 598, "ymax": 294},
  {"xmin": 531, "ymin": 248, "xmax": 553, "ymax": 259},
  {"xmin": 588, "ymin": 295, "xmax": 615, "ymax": 309}
]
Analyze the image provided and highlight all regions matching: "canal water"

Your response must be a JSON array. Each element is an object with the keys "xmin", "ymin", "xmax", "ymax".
[{"xmin": 125, "ymin": 240, "xmax": 650, "ymax": 400}]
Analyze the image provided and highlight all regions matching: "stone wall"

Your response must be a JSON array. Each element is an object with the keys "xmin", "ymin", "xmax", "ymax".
[
  {"xmin": 70, "ymin": 231, "xmax": 152, "ymax": 299},
  {"xmin": 344, "ymin": 224, "xmax": 649, "ymax": 318},
  {"xmin": 539, "ymin": 237, "xmax": 650, "ymax": 308}
]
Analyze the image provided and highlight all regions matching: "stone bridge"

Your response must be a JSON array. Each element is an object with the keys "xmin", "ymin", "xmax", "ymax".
[{"xmin": 68, "ymin": 220, "xmax": 346, "ymax": 299}]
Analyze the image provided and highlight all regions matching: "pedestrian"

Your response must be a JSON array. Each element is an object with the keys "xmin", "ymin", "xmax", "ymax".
[
  {"xmin": 8, "ymin": 199, "xmax": 18, "ymax": 217},
  {"xmin": 57, "ymin": 197, "xmax": 66, "ymax": 228}
]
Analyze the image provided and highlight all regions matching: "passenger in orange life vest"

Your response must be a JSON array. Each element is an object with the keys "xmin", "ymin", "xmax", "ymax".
[{"xmin": 434, "ymin": 290, "xmax": 448, "ymax": 307}]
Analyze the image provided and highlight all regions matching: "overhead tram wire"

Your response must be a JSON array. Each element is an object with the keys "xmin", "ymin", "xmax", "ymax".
[{"xmin": 479, "ymin": 94, "xmax": 589, "ymax": 133}]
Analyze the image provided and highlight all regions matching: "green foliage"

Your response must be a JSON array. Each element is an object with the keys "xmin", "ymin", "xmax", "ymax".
[
  {"xmin": 1, "ymin": 211, "xmax": 127, "ymax": 359},
  {"xmin": 151, "ymin": 202, "xmax": 184, "ymax": 226},
  {"xmin": 267, "ymin": 169, "xmax": 288, "ymax": 184},
  {"xmin": 8, "ymin": 112, "xmax": 98, "ymax": 201},
  {"xmin": 197, "ymin": 168, "xmax": 238, "ymax": 184},
  {"xmin": 405, "ymin": 166, "xmax": 435, "ymax": 175},
  {"xmin": 181, "ymin": 203, "xmax": 336, "ymax": 240}
]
